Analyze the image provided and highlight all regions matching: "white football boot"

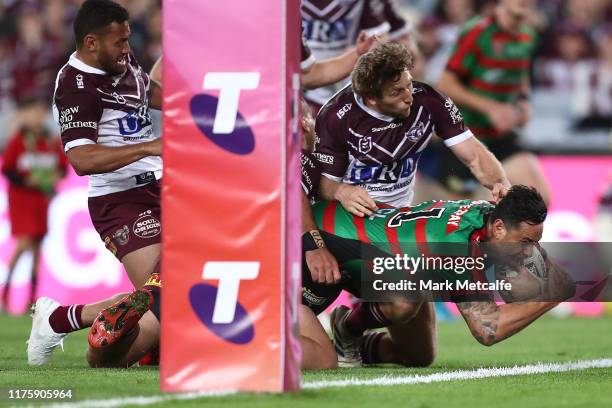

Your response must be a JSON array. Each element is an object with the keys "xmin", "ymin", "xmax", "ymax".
[
  {"xmin": 330, "ymin": 305, "xmax": 363, "ymax": 368},
  {"xmin": 27, "ymin": 297, "xmax": 68, "ymax": 366}
]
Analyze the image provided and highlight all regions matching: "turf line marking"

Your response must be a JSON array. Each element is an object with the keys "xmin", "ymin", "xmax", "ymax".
[{"xmin": 11, "ymin": 358, "xmax": 612, "ymax": 408}]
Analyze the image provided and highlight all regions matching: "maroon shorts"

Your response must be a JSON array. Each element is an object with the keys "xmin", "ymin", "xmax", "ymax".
[{"xmin": 88, "ymin": 181, "xmax": 161, "ymax": 260}]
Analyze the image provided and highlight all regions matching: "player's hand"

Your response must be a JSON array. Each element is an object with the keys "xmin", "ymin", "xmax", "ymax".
[
  {"xmin": 356, "ymin": 31, "xmax": 380, "ymax": 55},
  {"xmin": 335, "ymin": 184, "xmax": 378, "ymax": 217},
  {"xmin": 144, "ymin": 139, "xmax": 162, "ymax": 156},
  {"xmin": 306, "ymin": 247, "xmax": 341, "ymax": 285},
  {"xmin": 485, "ymin": 102, "xmax": 520, "ymax": 134},
  {"xmin": 491, "ymin": 181, "xmax": 511, "ymax": 202}
]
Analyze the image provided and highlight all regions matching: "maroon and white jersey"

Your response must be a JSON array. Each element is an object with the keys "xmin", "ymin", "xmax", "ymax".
[
  {"xmin": 52, "ymin": 52, "xmax": 161, "ymax": 197},
  {"xmin": 301, "ymin": 0, "xmax": 411, "ymax": 105},
  {"xmin": 313, "ymin": 81, "xmax": 473, "ymax": 207},
  {"xmin": 301, "ymin": 150, "xmax": 322, "ymax": 204}
]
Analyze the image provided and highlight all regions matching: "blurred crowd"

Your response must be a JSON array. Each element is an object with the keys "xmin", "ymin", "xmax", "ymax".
[
  {"xmin": 0, "ymin": 0, "xmax": 161, "ymax": 149},
  {"xmin": 401, "ymin": 0, "xmax": 612, "ymax": 138},
  {"xmin": 0, "ymin": 0, "xmax": 609, "ymax": 151}
]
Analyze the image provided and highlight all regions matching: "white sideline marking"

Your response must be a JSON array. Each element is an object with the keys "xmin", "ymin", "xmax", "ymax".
[{"xmin": 11, "ymin": 359, "xmax": 612, "ymax": 408}]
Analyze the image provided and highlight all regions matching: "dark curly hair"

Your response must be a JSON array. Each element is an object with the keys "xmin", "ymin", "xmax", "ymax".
[
  {"xmin": 351, "ymin": 42, "xmax": 414, "ymax": 99},
  {"xmin": 491, "ymin": 185, "xmax": 547, "ymax": 228},
  {"xmin": 74, "ymin": 0, "xmax": 129, "ymax": 47}
]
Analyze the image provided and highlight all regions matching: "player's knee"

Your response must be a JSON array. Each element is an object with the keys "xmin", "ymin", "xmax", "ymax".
[
  {"xmin": 318, "ymin": 352, "xmax": 339, "ymax": 370},
  {"xmin": 385, "ymin": 301, "xmax": 421, "ymax": 324}
]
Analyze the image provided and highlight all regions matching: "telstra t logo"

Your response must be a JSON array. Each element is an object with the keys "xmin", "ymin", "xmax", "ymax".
[
  {"xmin": 190, "ymin": 72, "xmax": 260, "ymax": 155},
  {"xmin": 189, "ymin": 261, "xmax": 259, "ymax": 344}
]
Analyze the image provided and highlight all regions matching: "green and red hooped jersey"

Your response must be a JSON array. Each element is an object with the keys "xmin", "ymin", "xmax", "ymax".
[
  {"xmin": 311, "ymin": 199, "xmax": 494, "ymax": 258},
  {"xmin": 446, "ymin": 15, "xmax": 537, "ymax": 138}
]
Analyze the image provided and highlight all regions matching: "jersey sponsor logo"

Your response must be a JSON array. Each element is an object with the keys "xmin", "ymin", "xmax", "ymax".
[
  {"xmin": 76, "ymin": 74, "xmax": 84, "ymax": 89},
  {"xmin": 303, "ymin": 18, "xmax": 350, "ymax": 44},
  {"xmin": 117, "ymin": 105, "xmax": 152, "ymax": 136},
  {"xmin": 190, "ymin": 72, "xmax": 259, "ymax": 155},
  {"xmin": 60, "ymin": 120, "xmax": 98, "ymax": 133},
  {"xmin": 59, "ymin": 106, "xmax": 79, "ymax": 123},
  {"xmin": 358, "ymin": 136, "xmax": 373, "ymax": 153},
  {"xmin": 302, "ymin": 287, "xmax": 326, "ymax": 306},
  {"xmin": 190, "ymin": 261, "xmax": 259, "ymax": 344},
  {"xmin": 405, "ymin": 122, "xmax": 426, "ymax": 142},
  {"xmin": 112, "ymin": 225, "xmax": 130, "ymax": 246},
  {"xmin": 446, "ymin": 200, "xmax": 487, "ymax": 234},
  {"xmin": 313, "ymin": 152, "xmax": 334, "ymax": 164},
  {"xmin": 371, "ymin": 122, "xmax": 401, "ymax": 132},
  {"xmin": 132, "ymin": 211, "xmax": 161, "ymax": 239},
  {"xmin": 337, "ymin": 103, "xmax": 352, "ymax": 119},
  {"xmin": 348, "ymin": 154, "xmax": 418, "ymax": 184},
  {"xmin": 444, "ymin": 98, "xmax": 463, "ymax": 125}
]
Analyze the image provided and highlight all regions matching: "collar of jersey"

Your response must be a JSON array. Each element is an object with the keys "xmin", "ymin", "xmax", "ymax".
[
  {"xmin": 353, "ymin": 93, "xmax": 395, "ymax": 123},
  {"xmin": 68, "ymin": 52, "xmax": 107, "ymax": 75}
]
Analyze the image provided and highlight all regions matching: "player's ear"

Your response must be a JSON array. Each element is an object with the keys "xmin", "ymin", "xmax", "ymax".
[
  {"xmin": 83, "ymin": 34, "xmax": 98, "ymax": 52},
  {"xmin": 491, "ymin": 218, "xmax": 507, "ymax": 240}
]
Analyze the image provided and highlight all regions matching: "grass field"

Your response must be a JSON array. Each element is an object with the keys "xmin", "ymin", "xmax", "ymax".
[{"xmin": 0, "ymin": 313, "xmax": 611, "ymax": 407}]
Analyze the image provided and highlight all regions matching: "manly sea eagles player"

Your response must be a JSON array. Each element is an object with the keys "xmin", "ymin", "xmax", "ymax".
[
  {"xmin": 313, "ymin": 41, "xmax": 511, "ymax": 217},
  {"xmin": 27, "ymin": 0, "xmax": 162, "ymax": 366}
]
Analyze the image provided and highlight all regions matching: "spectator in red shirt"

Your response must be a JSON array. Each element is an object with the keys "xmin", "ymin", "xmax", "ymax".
[{"xmin": 1, "ymin": 97, "xmax": 67, "ymax": 310}]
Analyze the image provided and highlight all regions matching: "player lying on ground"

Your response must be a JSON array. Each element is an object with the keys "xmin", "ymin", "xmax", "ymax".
[{"xmin": 299, "ymin": 186, "xmax": 576, "ymax": 369}]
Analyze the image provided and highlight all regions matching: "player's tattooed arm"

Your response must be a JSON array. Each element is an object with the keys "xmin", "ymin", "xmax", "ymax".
[{"xmin": 457, "ymin": 299, "xmax": 560, "ymax": 346}]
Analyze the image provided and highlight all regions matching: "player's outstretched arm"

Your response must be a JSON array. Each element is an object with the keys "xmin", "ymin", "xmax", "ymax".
[
  {"xmin": 456, "ymin": 300, "xmax": 558, "ymax": 346},
  {"xmin": 457, "ymin": 253, "xmax": 576, "ymax": 346},
  {"xmin": 302, "ymin": 31, "xmax": 376, "ymax": 90},
  {"xmin": 67, "ymin": 140, "xmax": 161, "ymax": 176},
  {"xmin": 449, "ymin": 136, "xmax": 510, "ymax": 201}
]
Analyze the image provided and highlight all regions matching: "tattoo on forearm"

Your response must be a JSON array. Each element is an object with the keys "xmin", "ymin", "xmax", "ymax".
[{"xmin": 457, "ymin": 301, "xmax": 500, "ymax": 345}]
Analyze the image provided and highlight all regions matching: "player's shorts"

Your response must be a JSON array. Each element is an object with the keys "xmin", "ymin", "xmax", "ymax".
[
  {"xmin": 435, "ymin": 131, "xmax": 523, "ymax": 195},
  {"xmin": 88, "ymin": 180, "xmax": 161, "ymax": 261},
  {"xmin": 302, "ymin": 231, "xmax": 395, "ymax": 315}
]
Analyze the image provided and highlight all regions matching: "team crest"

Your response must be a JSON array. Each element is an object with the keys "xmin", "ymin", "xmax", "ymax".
[
  {"xmin": 358, "ymin": 136, "xmax": 372, "ymax": 154},
  {"xmin": 405, "ymin": 122, "xmax": 425, "ymax": 142},
  {"xmin": 112, "ymin": 225, "xmax": 130, "ymax": 246}
]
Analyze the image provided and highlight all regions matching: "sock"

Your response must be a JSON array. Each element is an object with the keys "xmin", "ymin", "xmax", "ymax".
[
  {"xmin": 143, "ymin": 272, "xmax": 161, "ymax": 322},
  {"xmin": 360, "ymin": 331, "xmax": 386, "ymax": 364},
  {"xmin": 345, "ymin": 302, "xmax": 391, "ymax": 337},
  {"xmin": 49, "ymin": 304, "xmax": 84, "ymax": 333}
]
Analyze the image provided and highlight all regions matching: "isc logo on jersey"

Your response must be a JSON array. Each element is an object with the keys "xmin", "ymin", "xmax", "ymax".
[
  {"xmin": 190, "ymin": 72, "xmax": 259, "ymax": 155},
  {"xmin": 189, "ymin": 261, "xmax": 259, "ymax": 344}
]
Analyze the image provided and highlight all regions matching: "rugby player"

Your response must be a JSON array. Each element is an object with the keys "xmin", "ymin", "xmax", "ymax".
[
  {"xmin": 299, "ymin": 186, "xmax": 575, "ymax": 369},
  {"xmin": 27, "ymin": 0, "xmax": 163, "ymax": 366},
  {"xmin": 313, "ymin": 42, "xmax": 511, "ymax": 216},
  {"xmin": 436, "ymin": 0, "xmax": 550, "ymax": 203}
]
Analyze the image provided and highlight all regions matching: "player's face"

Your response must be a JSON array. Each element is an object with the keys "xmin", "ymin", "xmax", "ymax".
[
  {"xmin": 96, "ymin": 21, "xmax": 131, "ymax": 75},
  {"xmin": 490, "ymin": 220, "xmax": 544, "ymax": 262},
  {"xmin": 500, "ymin": 0, "xmax": 534, "ymax": 19},
  {"xmin": 371, "ymin": 70, "xmax": 414, "ymax": 120}
]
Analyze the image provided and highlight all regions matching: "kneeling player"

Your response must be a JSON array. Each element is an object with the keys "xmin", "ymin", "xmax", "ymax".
[
  {"xmin": 27, "ymin": 266, "xmax": 161, "ymax": 368},
  {"xmin": 299, "ymin": 186, "xmax": 575, "ymax": 369}
]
